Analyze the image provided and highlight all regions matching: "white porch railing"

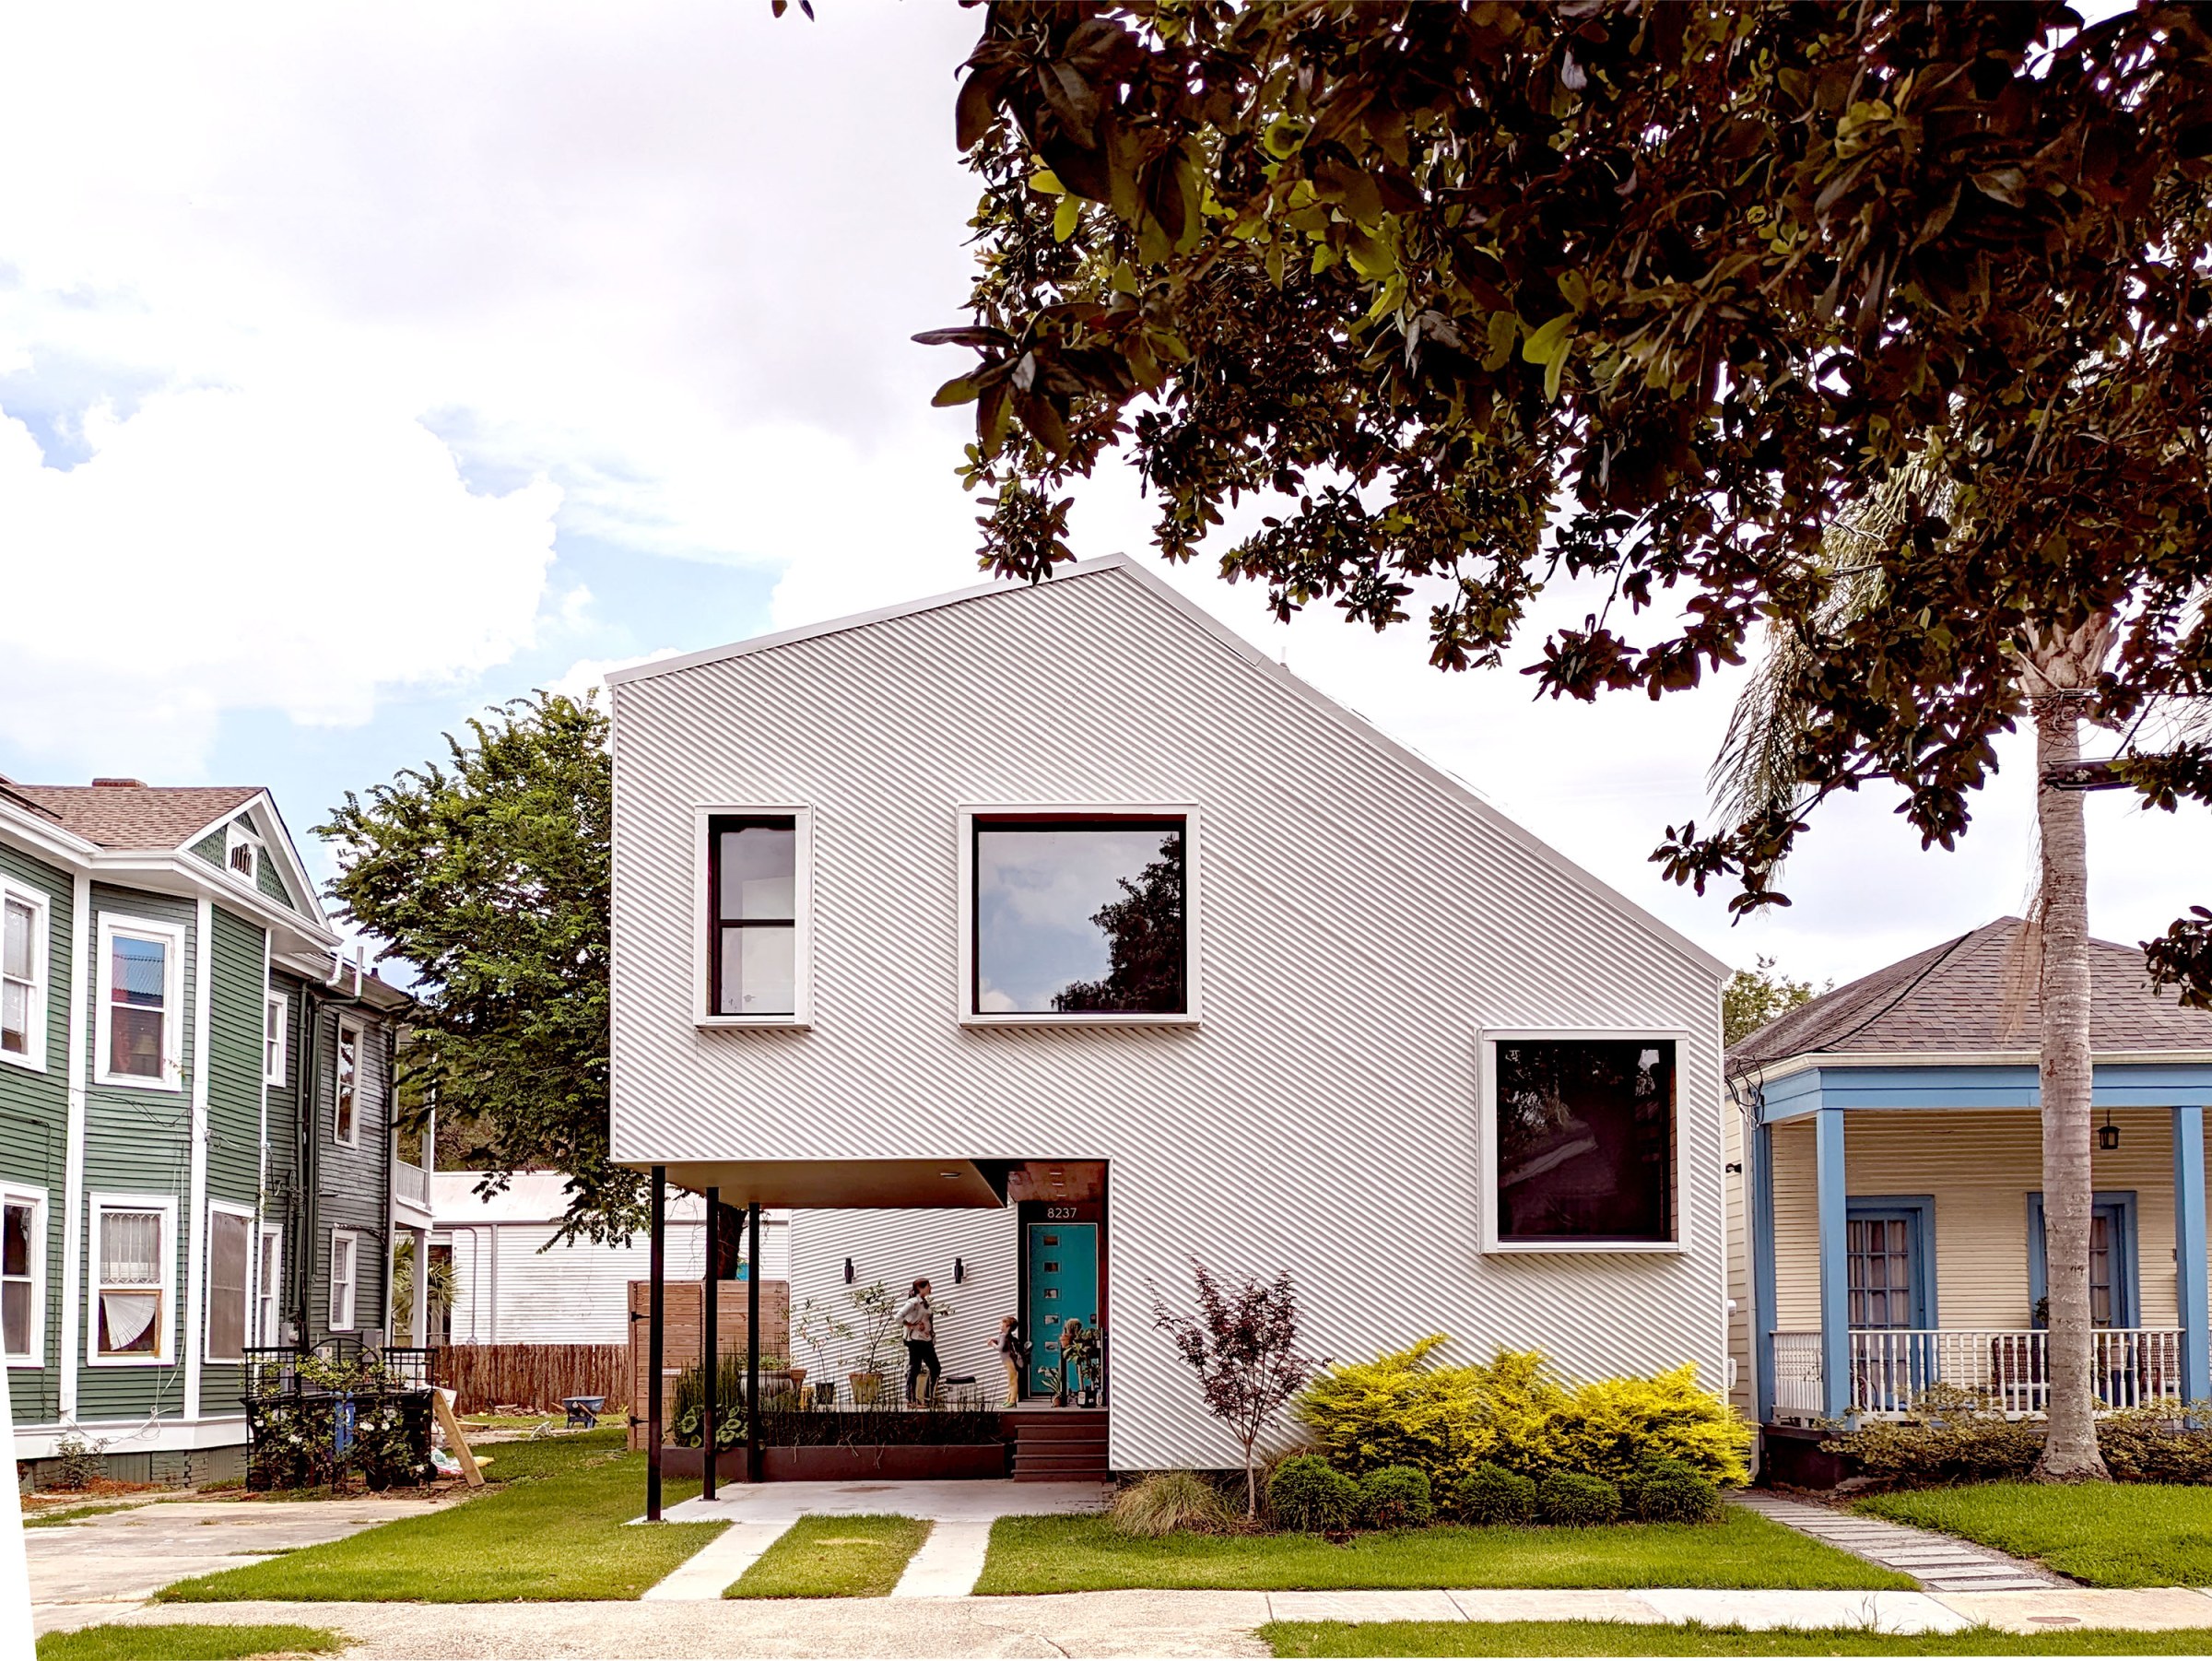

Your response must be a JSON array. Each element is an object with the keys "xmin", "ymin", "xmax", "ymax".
[
  {"xmin": 394, "ymin": 1159, "xmax": 430, "ymax": 1208},
  {"xmin": 1771, "ymin": 1327, "xmax": 2185, "ymax": 1420}
]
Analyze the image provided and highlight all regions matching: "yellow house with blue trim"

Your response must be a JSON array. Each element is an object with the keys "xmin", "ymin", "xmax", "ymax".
[{"xmin": 1732, "ymin": 917, "xmax": 2212, "ymax": 1445}]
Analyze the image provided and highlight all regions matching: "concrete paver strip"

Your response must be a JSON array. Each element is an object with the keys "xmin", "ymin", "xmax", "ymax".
[
  {"xmin": 640, "ymin": 1519, "xmax": 789, "ymax": 1600},
  {"xmin": 1265, "ymin": 1590, "xmax": 1464, "ymax": 1622},
  {"xmin": 1447, "ymin": 1589, "xmax": 1668, "ymax": 1624},
  {"xmin": 1939, "ymin": 1587, "xmax": 2212, "ymax": 1632},
  {"xmin": 1728, "ymin": 1490, "xmax": 2066, "ymax": 1591},
  {"xmin": 893, "ymin": 1520, "xmax": 994, "ymax": 1597},
  {"xmin": 1638, "ymin": 1589, "xmax": 1971, "ymax": 1634},
  {"xmin": 656, "ymin": 1478, "xmax": 1105, "ymax": 1526}
]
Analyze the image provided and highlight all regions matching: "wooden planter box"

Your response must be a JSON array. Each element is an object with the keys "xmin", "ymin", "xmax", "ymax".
[{"xmin": 660, "ymin": 1442, "xmax": 1009, "ymax": 1481}]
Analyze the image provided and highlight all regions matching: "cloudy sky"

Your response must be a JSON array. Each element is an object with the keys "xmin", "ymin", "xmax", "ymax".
[{"xmin": 0, "ymin": 2, "xmax": 2198, "ymax": 989}]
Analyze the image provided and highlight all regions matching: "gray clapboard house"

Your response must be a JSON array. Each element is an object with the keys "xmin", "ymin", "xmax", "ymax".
[{"xmin": 2, "ymin": 775, "xmax": 408, "ymax": 1487}]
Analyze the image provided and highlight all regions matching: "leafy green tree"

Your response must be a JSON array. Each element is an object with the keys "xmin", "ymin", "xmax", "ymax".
[
  {"xmin": 318, "ymin": 693, "xmax": 632, "ymax": 1242},
  {"xmin": 910, "ymin": 0, "xmax": 2212, "ymax": 1480},
  {"xmin": 1723, "ymin": 957, "xmax": 1823, "ymax": 1050}
]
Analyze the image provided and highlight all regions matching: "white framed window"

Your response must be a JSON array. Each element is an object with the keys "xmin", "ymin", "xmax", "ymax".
[
  {"xmin": 2, "ymin": 1183, "xmax": 46, "ymax": 1366},
  {"xmin": 693, "ymin": 805, "xmax": 812, "ymax": 1027},
  {"xmin": 334, "ymin": 1018, "xmax": 361, "ymax": 1146},
  {"xmin": 3, "ymin": 881, "xmax": 50, "ymax": 1070},
  {"xmin": 1479, "ymin": 1029, "xmax": 1688, "ymax": 1255},
  {"xmin": 257, "ymin": 1224, "xmax": 285, "ymax": 1345},
  {"xmin": 328, "ymin": 1229, "xmax": 359, "ymax": 1331},
  {"xmin": 94, "ymin": 915, "xmax": 185, "ymax": 1090},
  {"xmin": 264, "ymin": 991, "xmax": 288, "ymax": 1086},
  {"xmin": 206, "ymin": 1202, "xmax": 254, "ymax": 1364},
  {"xmin": 957, "ymin": 805, "xmax": 1199, "ymax": 1026},
  {"xmin": 224, "ymin": 821, "xmax": 265, "ymax": 886},
  {"xmin": 89, "ymin": 1193, "xmax": 175, "ymax": 1365}
]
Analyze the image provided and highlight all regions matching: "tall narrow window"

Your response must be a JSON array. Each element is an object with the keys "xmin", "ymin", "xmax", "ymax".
[
  {"xmin": 329, "ymin": 1230, "xmax": 358, "ymax": 1331},
  {"xmin": 98, "ymin": 919, "xmax": 181, "ymax": 1087},
  {"xmin": 334, "ymin": 1020, "xmax": 359, "ymax": 1146},
  {"xmin": 1847, "ymin": 1219, "xmax": 1915, "ymax": 1327},
  {"xmin": 257, "ymin": 1227, "xmax": 284, "ymax": 1345},
  {"xmin": 2, "ymin": 1189, "xmax": 41, "ymax": 1362},
  {"xmin": 1, "ymin": 889, "xmax": 42, "ymax": 1065},
  {"xmin": 707, "ymin": 816, "xmax": 796, "ymax": 1016},
  {"xmin": 206, "ymin": 1207, "xmax": 252, "ymax": 1363},
  {"xmin": 970, "ymin": 816, "xmax": 1188, "ymax": 1016},
  {"xmin": 93, "ymin": 1201, "xmax": 169, "ymax": 1361},
  {"xmin": 1489, "ymin": 1038, "xmax": 1677, "ymax": 1246},
  {"xmin": 265, "ymin": 993, "xmax": 288, "ymax": 1085}
]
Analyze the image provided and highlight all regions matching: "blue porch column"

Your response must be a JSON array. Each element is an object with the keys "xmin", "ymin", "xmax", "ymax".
[
  {"xmin": 2176, "ymin": 1105, "xmax": 2210, "ymax": 1405},
  {"xmin": 1817, "ymin": 1107, "xmax": 1852, "ymax": 1420},
  {"xmin": 1753, "ymin": 1120, "xmax": 1777, "ymax": 1423}
]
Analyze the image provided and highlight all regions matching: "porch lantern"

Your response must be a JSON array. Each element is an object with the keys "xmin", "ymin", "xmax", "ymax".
[{"xmin": 2100, "ymin": 1110, "xmax": 2120, "ymax": 1152}]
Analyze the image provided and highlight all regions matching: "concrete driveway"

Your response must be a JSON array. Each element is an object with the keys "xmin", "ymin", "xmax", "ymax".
[{"xmin": 29, "ymin": 1494, "xmax": 444, "ymax": 1636}]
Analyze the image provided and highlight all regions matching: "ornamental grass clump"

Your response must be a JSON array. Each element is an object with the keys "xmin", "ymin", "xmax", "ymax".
[
  {"xmin": 1267, "ymin": 1454, "xmax": 1358, "ymax": 1533},
  {"xmin": 1293, "ymin": 1337, "xmax": 1750, "ymax": 1492},
  {"xmin": 1353, "ymin": 1465, "xmax": 1433, "ymax": 1530},
  {"xmin": 1110, "ymin": 1470, "xmax": 1236, "ymax": 1537}
]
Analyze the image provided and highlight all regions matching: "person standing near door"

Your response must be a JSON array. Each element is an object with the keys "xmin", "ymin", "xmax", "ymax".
[
  {"xmin": 898, "ymin": 1278, "xmax": 941, "ymax": 1406},
  {"xmin": 996, "ymin": 1315, "xmax": 1027, "ymax": 1408}
]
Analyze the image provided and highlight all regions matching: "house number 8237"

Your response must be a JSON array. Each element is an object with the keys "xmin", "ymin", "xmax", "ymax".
[{"xmin": 1045, "ymin": 1206, "xmax": 1078, "ymax": 1219}]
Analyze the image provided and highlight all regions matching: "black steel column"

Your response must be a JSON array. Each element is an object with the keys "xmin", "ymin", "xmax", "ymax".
[
  {"xmin": 701, "ymin": 1186, "xmax": 719, "ymax": 1502},
  {"xmin": 746, "ymin": 1201, "xmax": 762, "ymax": 1483},
  {"xmin": 646, "ymin": 1164, "xmax": 665, "ymax": 1522}
]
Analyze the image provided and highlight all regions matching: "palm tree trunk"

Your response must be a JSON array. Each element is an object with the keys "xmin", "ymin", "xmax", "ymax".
[{"xmin": 2032, "ymin": 689, "xmax": 2111, "ymax": 1481}]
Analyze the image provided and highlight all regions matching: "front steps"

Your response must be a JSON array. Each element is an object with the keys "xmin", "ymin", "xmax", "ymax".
[{"xmin": 1008, "ymin": 1408, "xmax": 1110, "ymax": 1481}]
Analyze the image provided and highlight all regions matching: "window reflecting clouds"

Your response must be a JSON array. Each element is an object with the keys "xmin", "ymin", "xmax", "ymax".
[{"xmin": 974, "ymin": 819, "xmax": 1186, "ymax": 1015}]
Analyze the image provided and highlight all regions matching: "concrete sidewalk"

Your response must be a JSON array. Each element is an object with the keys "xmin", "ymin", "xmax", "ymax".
[{"xmin": 78, "ymin": 1584, "xmax": 2212, "ymax": 1657}]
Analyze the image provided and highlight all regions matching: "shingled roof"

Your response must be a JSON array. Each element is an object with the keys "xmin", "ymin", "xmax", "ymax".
[
  {"xmin": 3, "ymin": 782, "xmax": 262, "ymax": 851},
  {"xmin": 1730, "ymin": 916, "xmax": 2212, "ymax": 1066}
]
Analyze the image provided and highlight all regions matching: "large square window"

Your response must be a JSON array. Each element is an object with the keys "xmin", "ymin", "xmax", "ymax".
[
  {"xmin": 971, "ymin": 816, "xmax": 1188, "ymax": 1018},
  {"xmin": 1489, "ymin": 1037, "xmax": 1677, "ymax": 1246},
  {"xmin": 706, "ymin": 815, "xmax": 798, "ymax": 1017}
]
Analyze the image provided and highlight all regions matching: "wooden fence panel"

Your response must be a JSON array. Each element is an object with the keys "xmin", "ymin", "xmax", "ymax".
[
  {"xmin": 626, "ymin": 1280, "xmax": 792, "ymax": 1450},
  {"xmin": 430, "ymin": 1343, "xmax": 630, "ymax": 1415}
]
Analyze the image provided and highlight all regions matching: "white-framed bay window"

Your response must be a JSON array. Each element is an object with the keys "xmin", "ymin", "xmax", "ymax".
[
  {"xmin": 328, "ymin": 1228, "xmax": 359, "ymax": 1331},
  {"xmin": 265, "ymin": 991, "xmax": 288, "ymax": 1086},
  {"xmin": 693, "ymin": 806, "xmax": 812, "ymax": 1027},
  {"xmin": 334, "ymin": 1018, "xmax": 361, "ymax": 1146},
  {"xmin": 206, "ymin": 1201, "xmax": 255, "ymax": 1364},
  {"xmin": 2, "ymin": 880, "xmax": 50, "ymax": 1070},
  {"xmin": 958, "ymin": 805, "xmax": 1199, "ymax": 1026},
  {"xmin": 89, "ymin": 1193, "xmax": 175, "ymax": 1364},
  {"xmin": 2, "ymin": 1182, "xmax": 46, "ymax": 1366},
  {"xmin": 94, "ymin": 915, "xmax": 185, "ymax": 1090},
  {"xmin": 1479, "ymin": 1028, "xmax": 1688, "ymax": 1255}
]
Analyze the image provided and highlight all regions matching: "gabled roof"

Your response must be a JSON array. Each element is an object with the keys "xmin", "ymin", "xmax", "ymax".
[
  {"xmin": 1730, "ymin": 916, "xmax": 2212, "ymax": 1066},
  {"xmin": 5, "ymin": 783, "xmax": 262, "ymax": 850},
  {"xmin": 606, "ymin": 552, "xmax": 1732, "ymax": 984}
]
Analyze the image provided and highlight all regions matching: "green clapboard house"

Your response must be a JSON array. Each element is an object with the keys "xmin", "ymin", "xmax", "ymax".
[{"xmin": 2, "ymin": 775, "xmax": 409, "ymax": 1489}]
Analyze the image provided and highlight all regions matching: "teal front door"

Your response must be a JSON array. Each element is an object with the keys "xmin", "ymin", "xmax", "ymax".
[{"xmin": 1026, "ymin": 1221, "xmax": 1098, "ymax": 1395}]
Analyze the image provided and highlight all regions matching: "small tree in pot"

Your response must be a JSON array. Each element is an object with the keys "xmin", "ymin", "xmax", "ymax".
[
  {"xmin": 1151, "ymin": 1261, "xmax": 1324, "ymax": 1518},
  {"xmin": 845, "ymin": 1280, "xmax": 898, "ymax": 1406}
]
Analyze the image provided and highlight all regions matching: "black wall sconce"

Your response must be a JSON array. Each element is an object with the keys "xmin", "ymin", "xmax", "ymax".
[
  {"xmin": 843, "ymin": 1256, "xmax": 854, "ymax": 1284},
  {"xmin": 954, "ymin": 1256, "xmax": 965, "ymax": 1284},
  {"xmin": 2099, "ymin": 1110, "xmax": 2121, "ymax": 1152}
]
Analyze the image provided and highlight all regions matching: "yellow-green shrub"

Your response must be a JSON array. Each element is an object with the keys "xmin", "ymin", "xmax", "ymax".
[{"xmin": 1292, "ymin": 1337, "xmax": 1750, "ymax": 1491}]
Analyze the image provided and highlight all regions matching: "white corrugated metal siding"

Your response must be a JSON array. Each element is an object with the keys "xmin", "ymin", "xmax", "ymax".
[
  {"xmin": 609, "ymin": 559, "xmax": 1731, "ymax": 1471},
  {"xmin": 440, "ymin": 1217, "xmax": 788, "ymax": 1345},
  {"xmin": 788, "ymin": 1207, "xmax": 1018, "ymax": 1394}
]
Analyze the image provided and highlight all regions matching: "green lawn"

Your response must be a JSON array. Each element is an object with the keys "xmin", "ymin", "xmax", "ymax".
[
  {"xmin": 725, "ymin": 1514, "xmax": 931, "ymax": 1598},
  {"xmin": 36, "ymin": 1626, "xmax": 344, "ymax": 1661},
  {"xmin": 153, "ymin": 1429, "xmax": 723, "ymax": 1602},
  {"xmin": 973, "ymin": 1510, "xmax": 1911, "ymax": 1594},
  {"xmin": 1263, "ymin": 1620, "xmax": 2212, "ymax": 1657},
  {"xmin": 1856, "ymin": 1483, "xmax": 2212, "ymax": 1587}
]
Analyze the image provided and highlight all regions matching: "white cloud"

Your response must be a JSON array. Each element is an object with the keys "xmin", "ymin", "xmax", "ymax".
[{"xmin": 0, "ymin": 382, "xmax": 559, "ymax": 772}]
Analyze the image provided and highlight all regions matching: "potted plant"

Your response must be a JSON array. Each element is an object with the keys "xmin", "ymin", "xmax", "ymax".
[
  {"xmin": 794, "ymin": 1298, "xmax": 852, "ymax": 1408},
  {"xmin": 845, "ymin": 1280, "xmax": 897, "ymax": 1407}
]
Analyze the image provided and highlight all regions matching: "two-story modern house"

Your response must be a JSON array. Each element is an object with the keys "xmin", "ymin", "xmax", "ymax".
[
  {"xmin": 1729, "ymin": 918, "xmax": 2212, "ymax": 1480},
  {"xmin": 2, "ymin": 776, "xmax": 409, "ymax": 1489},
  {"xmin": 606, "ymin": 555, "xmax": 1735, "ymax": 1478}
]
